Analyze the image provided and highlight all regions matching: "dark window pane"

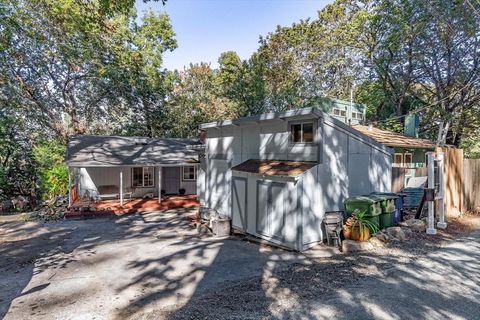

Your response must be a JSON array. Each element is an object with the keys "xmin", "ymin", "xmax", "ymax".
[
  {"xmin": 292, "ymin": 124, "xmax": 302, "ymax": 143},
  {"xmin": 133, "ymin": 167, "xmax": 142, "ymax": 187},
  {"xmin": 303, "ymin": 123, "xmax": 314, "ymax": 142}
]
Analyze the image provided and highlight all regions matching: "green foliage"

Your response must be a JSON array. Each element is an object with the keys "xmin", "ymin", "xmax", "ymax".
[
  {"xmin": 351, "ymin": 209, "xmax": 379, "ymax": 234},
  {"xmin": 0, "ymin": 110, "xmax": 40, "ymax": 205},
  {"xmin": 33, "ymin": 140, "xmax": 69, "ymax": 200}
]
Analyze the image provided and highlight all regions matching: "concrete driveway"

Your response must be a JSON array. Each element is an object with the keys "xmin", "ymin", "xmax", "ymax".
[{"xmin": 0, "ymin": 209, "xmax": 306, "ymax": 320}]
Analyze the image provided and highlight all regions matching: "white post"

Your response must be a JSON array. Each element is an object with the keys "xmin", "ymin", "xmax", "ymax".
[
  {"xmin": 437, "ymin": 152, "xmax": 447, "ymax": 229},
  {"xmin": 158, "ymin": 166, "xmax": 162, "ymax": 204},
  {"xmin": 426, "ymin": 152, "xmax": 437, "ymax": 235},
  {"xmin": 68, "ymin": 168, "xmax": 72, "ymax": 208},
  {"xmin": 120, "ymin": 170, "xmax": 124, "ymax": 207}
]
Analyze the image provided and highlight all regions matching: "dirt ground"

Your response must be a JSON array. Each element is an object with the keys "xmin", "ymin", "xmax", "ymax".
[{"xmin": 1, "ymin": 211, "xmax": 479, "ymax": 320}]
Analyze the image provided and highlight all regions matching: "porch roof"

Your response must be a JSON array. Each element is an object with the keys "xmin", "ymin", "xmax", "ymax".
[{"xmin": 66, "ymin": 135, "xmax": 201, "ymax": 167}]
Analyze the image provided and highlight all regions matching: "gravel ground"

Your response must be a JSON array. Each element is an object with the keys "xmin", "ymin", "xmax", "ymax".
[{"xmin": 141, "ymin": 214, "xmax": 480, "ymax": 320}]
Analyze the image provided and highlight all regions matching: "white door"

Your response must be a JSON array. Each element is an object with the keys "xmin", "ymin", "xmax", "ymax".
[{"xmin": 232, "ymin": 177, "xmax": 247, "ymax": 231}]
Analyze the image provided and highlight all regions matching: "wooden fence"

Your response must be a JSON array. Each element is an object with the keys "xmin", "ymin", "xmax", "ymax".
[
  {"xmin": 391, "ymin": 167, "xmax": 428, "ymax": 192},
  {"xmin": 437, "ymin": 147, "xmax": 464, "ymax": 217},
  {"xmin": 464, "ymin": 159, "xmax": 480, "ymax": 212},
  {"xmin": 391, "ymin": 147, "xmax": 465, "ymax": 218}
]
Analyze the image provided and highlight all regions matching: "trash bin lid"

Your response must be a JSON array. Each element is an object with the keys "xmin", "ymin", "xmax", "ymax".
[
  {"xmin": 344, "ymin": 196, "xmax": 378, "ymax": 204},
  {"xmin": 369, "ymin": 193, "xmax": 398, "ymax": 200}
]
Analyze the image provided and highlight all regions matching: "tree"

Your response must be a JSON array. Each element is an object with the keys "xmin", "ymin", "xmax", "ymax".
[{"xmin": 0, "ymin": 0, "xmax": 176, "ymax": 142}]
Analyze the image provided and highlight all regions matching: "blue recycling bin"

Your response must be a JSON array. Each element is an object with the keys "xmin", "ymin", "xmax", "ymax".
[{"xmin": 371, "ymin": 192, "xmax": 405, "ymax": 224}]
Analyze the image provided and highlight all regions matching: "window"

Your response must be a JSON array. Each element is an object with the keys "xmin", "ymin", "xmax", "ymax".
[
  {"xmin": 394, "ymin": 153, "xmax": 404, "ymax": 167},
  {"xmin": 352, "ymin": 112, "xmax": 363, "ymax": 120},
  {"xmin": 132, "ymin": 167, "xmax": 154, "ymax": 187},
  {"xmin": 333, "ymin": 108, "xmax": 347, "ymax": 117},
  {"xmin": 404, "ymin": 153, "xmax": 413, "ymax": 167},
  {"xmin": 182, "ymin": 166, "xmax": 197, "ymax": 181},
  {"xmin": 291, "ymin": 122, "xmax": 314, "ymax": 143}
]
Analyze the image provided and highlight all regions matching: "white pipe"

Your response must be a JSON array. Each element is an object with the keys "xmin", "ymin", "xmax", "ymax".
[
  {"xmin": 437, "ymin": 152, "xmax": 447, "ymax": 229},
  {"xmin": 120, "ymin": 170, "xmax": 123, "ymax": 207},
  {"xmin": 426, "ymin": 152, "xmax": 437, "ymax": 235}
]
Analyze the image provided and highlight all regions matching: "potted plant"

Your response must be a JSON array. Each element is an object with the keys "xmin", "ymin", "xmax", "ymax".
[
  {"xmin": 343, "ymin": 209, "xmax": 378, "ymax": 241},
  {"xmin": 179, "ymin": 188, "xmax": 186, "ymax": 195}
]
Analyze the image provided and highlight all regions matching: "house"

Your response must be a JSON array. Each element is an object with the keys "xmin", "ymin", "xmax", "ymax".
[
  {"xmin": 322, "ymin": 98, "xmax": 366, "ymax": 125},
  {"xmin": 66, "ymin": 135, "xmax": 202, "ymax": 206},
  {"xmin": 197, "ymin": 107, "xmax": 392, "ymax": 251}
]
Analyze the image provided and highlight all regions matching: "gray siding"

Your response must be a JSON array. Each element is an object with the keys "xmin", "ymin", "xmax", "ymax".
[{"xmin": 203, "ymin": 114, "xmax": 392, "ymax": 251}]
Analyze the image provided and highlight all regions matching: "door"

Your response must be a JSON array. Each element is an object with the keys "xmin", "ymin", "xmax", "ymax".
[
  {"xmin": 256, "ymin": 180, "xmax": 286, "ymax": 240},
  {"xmin": 232, "ymin": 177, "xmax": 247, "ymax": 231},
  {"xmin": 163, "ymin": 167, "xmax": 180, "ymax": 194}
]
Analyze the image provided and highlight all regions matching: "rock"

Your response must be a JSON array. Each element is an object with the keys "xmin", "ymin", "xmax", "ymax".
[
  {"xmin": 369, "ymin": 236, "xmax": 384, "ymax": 247},
  {"xmin": 342, "ymin": 240, "xmax": 374, "ymax": 253},
  {"xmin": 374, "ymin": 232, "xmax": 390, "ymax": 243},
  {"xmin": 403, "ymin": 218, "xmax": 426, "ymax": 232},
  {"xmin": 386, "ymin": 226, "xmax": 406, "ymax": 241}
]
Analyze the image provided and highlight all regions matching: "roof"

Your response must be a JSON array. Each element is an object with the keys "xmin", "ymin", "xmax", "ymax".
[
  {"xmin": 231, "ymin": 159, "xmax": 317, "ymax": 177},
  {"xmin": 199, "ymin": 107, "xmax": 324, "ymax": 129},
  {"xmin": 66, "ymin": 135, "xmax": 201, "ymax": 167},
  {"xmin": 352, "ymin": 125, "xmax": 436, "ymax": 149}
]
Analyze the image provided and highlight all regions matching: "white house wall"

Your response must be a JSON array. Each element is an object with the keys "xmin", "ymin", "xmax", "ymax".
[{"xmin": 76, "ymin": 166, "xmax": 198, "ymax": 199}]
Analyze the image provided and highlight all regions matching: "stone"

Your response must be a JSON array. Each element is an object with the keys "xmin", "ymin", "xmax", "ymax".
[
  {"xmin": 374, "ymin": 232, "xmax": 390, "ymax": 243},
  {"xmin": 369, "ymin": 236, "xmax": 384, "ymax": 247},
  {"xmin": 386, "ymin": 226, "xmax": 406, "ymax": 241},
  {"xmin": 342, "ymin": 240, "xmax": 374, "ymax": 253},
  {"xmin": 403, "ymin": 218, "xmax": 426, "ymax": 232}
]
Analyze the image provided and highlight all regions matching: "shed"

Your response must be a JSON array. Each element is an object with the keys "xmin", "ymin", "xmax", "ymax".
[{"xmin": 199, "ymin": 107, "xmax": 393, "ymax": 251}]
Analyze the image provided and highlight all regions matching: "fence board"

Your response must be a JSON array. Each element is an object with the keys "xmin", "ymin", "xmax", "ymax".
[
  {"xmin": 437, "ymin": 147, "xmax": 464, "ymax": 217},
  {"xmin": 392, "ymin": 167, "xmax": 406, "ymax": 193},
  {"xmin": 464, "ymin": 159, "xmax": 480, "ymax": 212}
]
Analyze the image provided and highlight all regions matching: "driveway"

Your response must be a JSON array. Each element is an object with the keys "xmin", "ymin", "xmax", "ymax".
[
  {"xmin": 1, "ymin": 211, "xmax": 479, "ymax": 320},
  {"xmin": 0, "ymin": 209, "xmax": 305, "ymax": 320}
]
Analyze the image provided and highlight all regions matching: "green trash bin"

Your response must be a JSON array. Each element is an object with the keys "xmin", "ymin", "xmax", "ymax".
[
  {"xmin": 344, "ymin": 196, "xmax": 382, "ymax": 217},
  {"xmin": 344, "ymin": 196, "xmax": 382, "ymax": 232},
  {"xmin": 363, "ymin": 194, "xmax": 396, "ymax": 229}
]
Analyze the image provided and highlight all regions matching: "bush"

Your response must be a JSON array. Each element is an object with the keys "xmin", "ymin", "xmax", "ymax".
[{"xmin": 33, "ymin": 140, "xmax": 69, "ymax": 200}]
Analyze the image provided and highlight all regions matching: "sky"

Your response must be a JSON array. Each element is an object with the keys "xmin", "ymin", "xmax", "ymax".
[{"xmin": 136, "ymin": 0, "xmax": 332, "ymax": 70}]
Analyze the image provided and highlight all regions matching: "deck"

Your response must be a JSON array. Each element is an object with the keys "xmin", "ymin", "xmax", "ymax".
[{"xmin": 65, "ymin": 195, "xmax": 199, "ymax": 217}]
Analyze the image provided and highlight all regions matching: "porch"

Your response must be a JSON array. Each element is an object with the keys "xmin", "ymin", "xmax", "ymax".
[{"xmin": 65, "ymin": 195, "xmax": 199, "ymax": 216}]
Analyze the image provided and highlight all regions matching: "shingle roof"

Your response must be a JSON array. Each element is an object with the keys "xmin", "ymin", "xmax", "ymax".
[
  {"xmin": 231, "ymin": 159, "xmax": 317, "ymax": 177},
  {"xmin": 66, "ymin": 135, "xmax": 201, "ymax": 167},
  {"xmin": 352, "ymin": 125, "xmax": 436, "ymax": 149}
]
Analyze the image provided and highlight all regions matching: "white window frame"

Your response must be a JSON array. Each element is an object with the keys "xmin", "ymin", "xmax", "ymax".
[
  {"xmin": 333, "ymin": 108, "xmax": 347, "ymax": 117},
  {"xmin": 182, "ymin": 166, "xmax": 197, "ymax": 181},
  {"xmin": 352, "ymin": 111, "xmax": 363, "ymax": 120},
  {"xmin": 404, "ymin": 153, "xmax": 413, "ymax": 167},
  {"xmin": 132, "ymin": 167, "xmax": 154, "ymax": 188},
  {"xmin": 394, "ymin": 153, "xmax": 404, "ymax": 167},
  {"xmin": 290, "ymin": 121, "xmax": 315, "ymax": 144}
]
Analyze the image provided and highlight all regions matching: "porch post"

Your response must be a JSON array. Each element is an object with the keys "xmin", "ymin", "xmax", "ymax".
[
  {"xmin": 120, "ymin": 170, "xmax": 124, "ymax": 206},
  {"xmin": 158, "ymin": 166, "xmax": 162, "ymax": 204},
  {"xmin": 437, "ymin": 152, "xmax": 447, "ymax": 229},
  {"xmin": 426, "ymin": 152, "xmax": 437, "ymax": 235},
  {"xmin": 68, "ymin": 168, "xmax": 72, "ymax": 208}
]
